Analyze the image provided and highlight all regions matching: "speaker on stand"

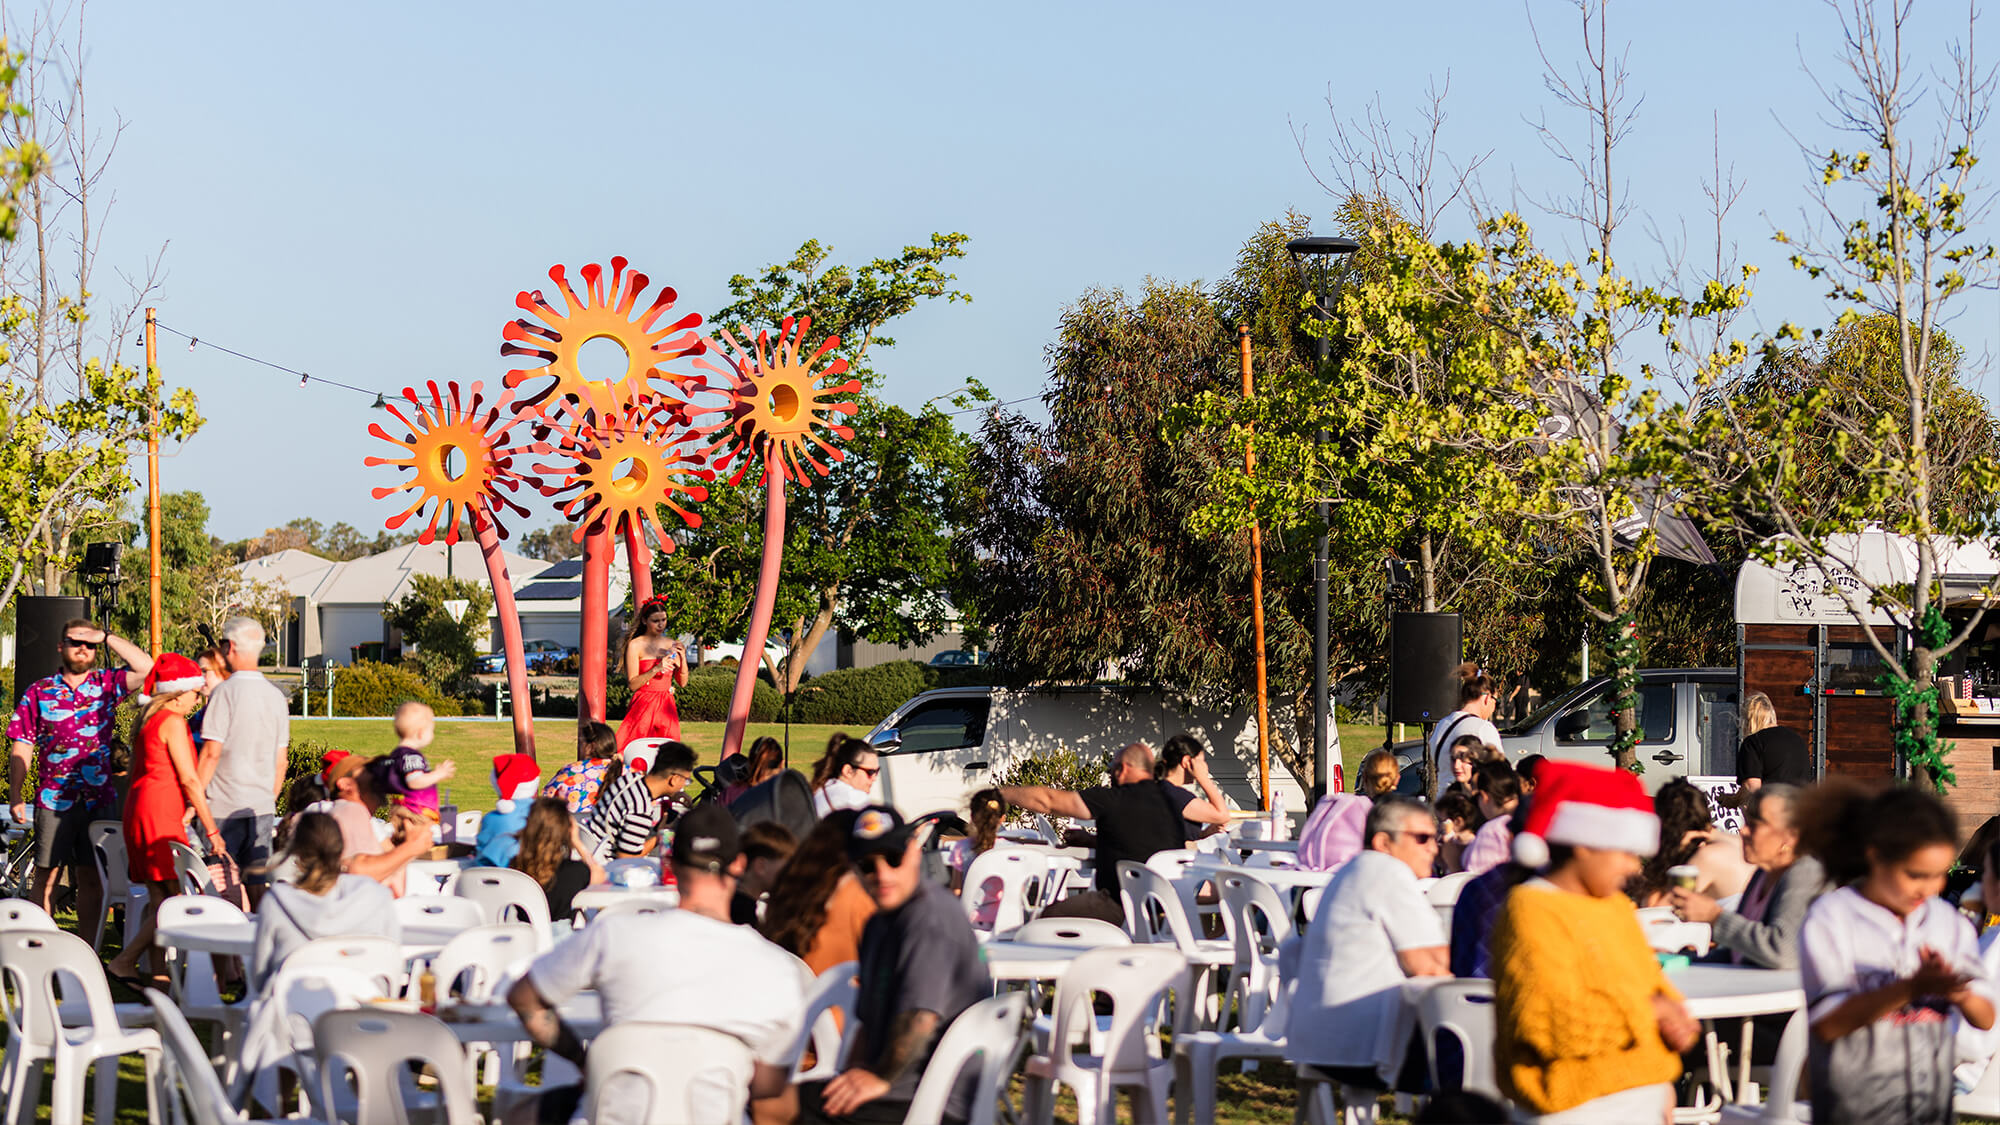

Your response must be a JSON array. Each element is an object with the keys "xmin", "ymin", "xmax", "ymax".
[
  {"xmin": 16, "ymin": 596, "xmax": 88, "ymax": 698},
  {"xmin": 1390, "ymin": 611, "xmax": 1463, "ymax": 793}
]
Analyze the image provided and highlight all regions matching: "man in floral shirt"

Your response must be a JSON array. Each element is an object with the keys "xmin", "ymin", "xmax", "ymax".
[{"xmin": 6, "ymin": 619, "xmax": 153, "ymax": 928}]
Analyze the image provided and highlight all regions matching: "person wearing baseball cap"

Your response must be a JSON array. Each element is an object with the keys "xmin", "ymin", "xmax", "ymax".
[
  {"xmin": 505, "ymin": 799, "xmax": 804, "ymax": 1123},
  {"xmin": 799, "ymin": 806, "xmax": 988, "ymax": 1123},
  {"xmin": 1488, "ymin": 761, "xmax": 1700, "ymax": 1121}
]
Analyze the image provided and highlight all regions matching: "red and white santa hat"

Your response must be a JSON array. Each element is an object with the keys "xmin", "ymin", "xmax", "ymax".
[
  {"xmin": 492, "ymin": 754, "xmax": 540, "ymax": 813},
  {"xmin": 1512, "ymin": 760, "xmax": 1661, "ymax": 868},
  {"xmin": 138, "ymin": 653, "xmax": 205, "ymax": 703}
]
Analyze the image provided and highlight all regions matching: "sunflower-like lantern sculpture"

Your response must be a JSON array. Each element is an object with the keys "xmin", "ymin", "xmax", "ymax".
[
  {"xmin": 365, "ymin": 380, "xmax": 542, "ymax": 755},
  {"xmin": 693, "ymin": 315, "xmax": 859, "ymax": 759},
  {"xmin": 503, "ymin": 258, "xmax": 710, "ymax": 726}
]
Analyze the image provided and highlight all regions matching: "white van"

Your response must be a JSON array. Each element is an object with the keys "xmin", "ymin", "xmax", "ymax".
[{"xmin": 864, "ymin": 685, "xmax": 1309, "ymax": 820}]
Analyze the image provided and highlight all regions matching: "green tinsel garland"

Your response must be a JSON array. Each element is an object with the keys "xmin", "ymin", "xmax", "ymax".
[
  {"xmin": 1608, "ymin": 611, "xmax": 1644, "ymax": 773},
  {"xmin": 1881, "ymin": 603, "xmax": 1956, "ymax": 794}
]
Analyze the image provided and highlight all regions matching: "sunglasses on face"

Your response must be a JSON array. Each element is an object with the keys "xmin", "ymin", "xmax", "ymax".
[
  {"xmin": 1397, "ymin": 830, "xmax": 1438, "ymax": 846},
  {"xmin": 63, "ymin": 637, "xmax": 97, "ymax": 650},
  {"xmin": 852, "ymin": 764, "xmax": 881, "ymax": 778},
  {"xmin": 864, "ymin": 848, "xmax": 910, "ymax": 870}
]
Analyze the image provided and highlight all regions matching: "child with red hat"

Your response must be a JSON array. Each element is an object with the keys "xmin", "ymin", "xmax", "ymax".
[
  {"xmin": 473, "ymin": 754, "xmax": 540, "ymax": 868},
  {"xmin": 1489, "ymin": 761, "xmax": 1701, "ymax": 1121}
]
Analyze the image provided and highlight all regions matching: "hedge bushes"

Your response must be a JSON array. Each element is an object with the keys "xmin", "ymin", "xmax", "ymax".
[
  {"xmin": 789, "ymin": 661, "xmax": 936, "ymax": 726},
  {"xmin": 677, "ymin": 665, "xmax": 780, "ymax": 722},
  {"xmin": 328, "ymin": 661, "xmax": 463, "ymax": 718}
]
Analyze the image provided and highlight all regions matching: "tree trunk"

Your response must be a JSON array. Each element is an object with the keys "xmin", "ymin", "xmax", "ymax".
[
  {"xmin": 1610, "ymin": 611, "xmax": 1639, "ymax": 773},
  {"xmin": 1910, "ymin": 645, "xmax": 1939, "ymax": 788},
  {"xmin": 784, "ymin": 593, "xmax": 838, "ymax": 695},
  {"xmin": 1419, "ymin": 533, "xmax": 1437, "ymax": 613}
]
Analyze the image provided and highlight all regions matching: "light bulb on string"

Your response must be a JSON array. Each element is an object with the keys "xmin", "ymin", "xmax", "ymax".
[
  {"xmin": 299, "ymin": 373, "xmax": 309, "ymax": 387},
  {"xmin": 187, "ymin": 337, "xmax": 197, "ymax": 351}
]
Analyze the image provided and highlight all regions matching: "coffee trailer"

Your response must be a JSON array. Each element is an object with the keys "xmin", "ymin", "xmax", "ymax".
[{"xmin": 1735, "ymin": 531, "xmax": 2000, "ymax": 836}]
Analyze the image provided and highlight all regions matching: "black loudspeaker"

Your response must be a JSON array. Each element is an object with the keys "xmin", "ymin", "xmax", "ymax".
[
  {"xmin": 1390, "ymin": 612, "xmax": 1463, "ymax": 724},
  {"xmin": 16, "ymin": 596, "xmax": 87, "ymax": 697}
]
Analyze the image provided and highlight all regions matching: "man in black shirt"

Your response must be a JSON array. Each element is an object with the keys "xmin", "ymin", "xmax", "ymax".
[
  {"xmin": 797, "ymin": 806, "xmax": 988, "ymax": 1124},
  {"xmin": 1000, "ymin": 741, "xmax": 1186, "ymax": 923}
]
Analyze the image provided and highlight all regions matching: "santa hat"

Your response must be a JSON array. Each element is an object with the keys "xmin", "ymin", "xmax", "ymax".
[
  {"xmin": 492, "ymin": 754, "xmax": 540, "ymax": 813},
  {"xmin": 138, "ymin": 653, "xmax": 205, "ymax": 703},
  {"xmin": 1512, "ymin": 760, "xmax": 1660, "ymax": 869},
  {"xmin": 623, "ymin": 737, "xmax": 663, "ymax": 777}
]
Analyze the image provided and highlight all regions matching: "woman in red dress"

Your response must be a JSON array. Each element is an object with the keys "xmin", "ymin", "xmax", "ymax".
[
  {"xmin": 107, "ymin": 653, "xmax": 222, "ymax": 987},
  {"xmin": 618, "ymin": 597, "xmax": 688, "ymax": 751}
]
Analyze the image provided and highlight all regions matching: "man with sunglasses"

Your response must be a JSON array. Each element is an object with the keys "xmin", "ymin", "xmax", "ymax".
[
  {"xmin": 6, "ymin": 619, "xmax": 154, "ymax": 925},
  {"xmin": 1286, "ymin": 794, "xmax": 1449, "ymax": 1095},
  {"xmin": 798, "ymin": 805, "xmax": 986, "ymax": 1124}
]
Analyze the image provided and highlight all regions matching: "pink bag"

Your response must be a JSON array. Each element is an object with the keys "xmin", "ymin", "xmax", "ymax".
[
  {"xmin": 1296, "ymin": 792, "xmax": 1370, "ymax": 871},
  {"xmin": 204, "ymin": 849, "xmax": 248, "ymax": 910}
]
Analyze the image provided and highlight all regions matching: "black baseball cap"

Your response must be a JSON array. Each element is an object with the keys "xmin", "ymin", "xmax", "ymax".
[
  {"xmin": 846, "ymin": 805, "xmax": 917, "ymax": 862},
  {"xmin": 668, "ymin": 803, "xmax": 741, "ymax": 874}
]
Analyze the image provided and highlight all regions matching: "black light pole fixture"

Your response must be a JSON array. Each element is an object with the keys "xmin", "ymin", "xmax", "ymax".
[{"xmin": 1286, "ymin": 234, "xmax": 1360, "ymax": 799}]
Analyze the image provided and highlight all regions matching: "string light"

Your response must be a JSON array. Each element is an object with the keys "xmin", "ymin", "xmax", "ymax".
[{"xmin": 149, "ymin": 321, "xmax": 391, "ymax": 402}]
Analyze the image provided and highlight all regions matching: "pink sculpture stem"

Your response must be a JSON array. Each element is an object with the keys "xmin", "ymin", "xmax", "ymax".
[
  {"xmin": 721, "ymin": 459, "xmax": 785, "ymax": 760},
  {"xmin": 623, "ymin": 522, "xmax": 654, "ymax": 608},
  {"xmin": 474, "ymin": 507, "xmax": 536, "ymax": 758},
  {"xmin": 580, "ymin": 524, "xmax": 612, "ymax": 728}
]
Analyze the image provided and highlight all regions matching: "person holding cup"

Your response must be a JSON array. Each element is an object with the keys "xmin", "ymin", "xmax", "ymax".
[
  {"xmin": 1630, "ymin": 779, "xmax": 1752, "ymax": 906},
  {"xmin": 1667, "ymin": 784, "xmax": 1824, "ymax": 969}
]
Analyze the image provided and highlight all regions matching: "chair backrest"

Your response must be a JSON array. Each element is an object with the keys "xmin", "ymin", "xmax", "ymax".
[
  {"xmin": 87, "ymin": 820, "xmax": 130, "ymax": 893},
  {"xmin": 1217, "ymin": 872, "xmax": 1295, "ymax": 1032},
  {"xmin": 1048, "ymin": 945, "xmax": 1186, "ymax": 1073},
  {"xmin": 429, "ymin": 923, "xmax": 538, "ymax": 1006},
  {"xmin": 0, "ymin": 928, "xmax": 123, "ymax": 1054},
  {"xmin": 582, "ymin": 1022, "xmax": 756, "ymax": 1124},
  {"xmin": 1144, "ymin": 849, "xmax": 1197, "ymax": 880},
  {"xmin": 284, "ymin": 935, "xmax": 405, "ymax": 999},
  {"xmin": 1416, "ymin": 978, "xmax": 1502, "ymax": 1101},
  {"xmin": 0, "ymin": 898, "xmax": 56, "ymax": 931},
  {"xmin": 455, "ymin": 866, "xmax": 554, "ymax": 941},
  {"xmin": 1032, "ymin": 814, "xmax": 1062, "ymax": 846},
  {"xmin": 790, "ymin": 960, "xmax": 859, "ymax": 1080},
  {"xmin": 314, "ymin": 1007, "xmax": 480, "ymax": 1125},
  {"xmin": 146, "ymin": 987, "xmax": 242, "ymax": 1125},
  {"xmin": 1011, "ymin": 917, "xmax": 1132, "ymax": 948},
  {"xmin": 157, "ymin": 894, "xmax": 248, "ymax": 1009},
  {"xmin": 586, "ymin": 897, "xmax": 675, "ymax": 922},
  {"xmin": 404, "ymin": 859, "xmax": 464, "ymax": 896},
  {"xmin": 392, "ymin": 895, "xmax": 485, "ymax": 933},
  {"xmin": 904, "ymin": 992, "xmax": 1029, "ymax": 1125},
  {"xmin": 622, "ymin": 737, "xmax": 667, "ymax": 775},
  {"xmin": 1426, "ymin": 870, "xmax": 1475, "ymax": 905},
  {"xmin": 171, "ymin": 840, "xmax": 221, "ymax": 897},
  {"xmin": 1116, "ymin": 861, "xmax": 1203, "ymax": 953},
  {"xmin": 1037, "ymin": 854, "xmax": 1088, "ymax": 907},
  {"xmin": 961, "ymin": 847, "xmax": 1048, "ymax": 935}
]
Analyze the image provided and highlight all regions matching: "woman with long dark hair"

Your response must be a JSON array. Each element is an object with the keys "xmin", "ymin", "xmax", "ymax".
[
  {"xmin": 1630, "ymin": 778, "xmax": 1750, "ymax": 905},
  {"xmin": 1425, "ymin": 663, "xmax": 1503, "ymax": 798},
  {"xmin": 759, "ymin": 809, "xmax": 875, "ymax": 974},
  {"xmin": 510, "ymin": 797, "xmax": 607, "ymax": 922},
  {"xmin": 618, "ymin": 596, "xmax": 687, "ymax": 750},
  {"xmin": 1798, "ymin": 781, "xmax": 1995, "ymax": 1121}
]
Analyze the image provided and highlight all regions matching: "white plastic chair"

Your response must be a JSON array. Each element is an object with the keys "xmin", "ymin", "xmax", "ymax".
[
  {"xmin": 1425, "ymin": 870, "xmax": 1475, "ymax": 934},
  {"xmin": 1116, "ymin": 861, "xmax": 1230, "ymax": 1029},
  {"xmin": 587, "ymin": 897, "xmax": 675, "ymax": 922},
  {"xmin": 393, "ymin": 895, "xmax": 486, "ymax": 934},
  {"xmin": 171, "ymin": 840, "xmax": 221, "ymax": 897},
  {"xmin": 236, "ymin": 959, "xmax": 394, "ymax": 1115},
  {"xmin": 283, "ymin": 936, "xmax": 406, "ymax": 999},
  {"xmin": 453, "ymin": 810, "xmax": 483, "ymax": 843},
  {"xmin": 1039, "ymin": 853, "xmax": 1089, "ymax": 907},
  {"xmin": 1173, "ymin": 971, "xmax": 1296, "ymax": 1125},
  {"xmin": 1012, "ymin": 917, "xmax": 1132, "ymax": 949},
  {"xmin": 1022, "ymin": 944, "xmax": 1186, "ymax": 1125},
  {"xmin": 1215, "ymin": 872, "xmax": 1295, "ymax": 1033},
  {"xmin": 455, "ymin": 866, "xmax": 553, "ymax": 948},
  {"xmin": 144, "ymin": 988, "xmax": 310, "ymax": 1125},
  {"xmin": 906, "ymin": 992, "xmax": 1030, "ymax": 1125},
  {"xmin": 580, "ymin": 1022, "xmax": 756, "ymax": 1124},
  {"xmin": 790, "ymin": 960, "xmax": 859, "ymax": 1082},
  {"xmin": 88, "ymin": 819, "xmax": 150, "ymax": 950},
  {"xmin": 313, "ymin": 1007, "xmax": 480, "ymax": 1125},
  {"xmin": 1415, "ymin": 978, "xmax": 1502, "ymax": 1101},
  {"xmin": 404, "ymin": 859, "xmax": 464, "ymax": 896},
  {"xmin": 1719, "ymin": 1007, "xmax": 1810, "ymax": 1124},
  {"xmin": 0, "ymin": 899, "xmax": 55, "ymax": 931},
  {"xmin": 157, "ymin": 895, "xmax": 252, "ymax": 1071},
  {"xmin": 429, "ymin": 923, "xmax": 537, "ymax": 1007},
  {"xmin": 0, "ymin": 927, "xmax": 162, "ymax": 1124},
  {"xmin": 962, "ymin": 847, "xmax": 1049, "ymax": 936}
]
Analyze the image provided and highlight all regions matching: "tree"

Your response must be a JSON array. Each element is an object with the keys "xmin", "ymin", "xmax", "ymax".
[
  {"xmin": 652, "ymin": 235, "xmax": 980, "ymax": 692},
  {"xmin": 0, "ymin": 8, "xmax": 201, "ymax": 614},
  {"xmin": 518, "ymin": 524, "xmax": 581, "ymax": 564},
  {"xmin": 1677, "ymin": 2, "xmax": 2000, "ymax": 790},
  {"xmin": 384, "ymin": 574, "xmax": 493, "ymax": 688},
  {"xmin": 110, "ymin": 490, "xmax": 215, "ymax": 654}
]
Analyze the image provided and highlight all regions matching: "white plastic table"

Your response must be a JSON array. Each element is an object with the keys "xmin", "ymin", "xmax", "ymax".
[
  {"xmin": 434, "ymin": 993, "xmax": 605, "ymax": 1045},
  {"xmin": 1230, "ymin": 838, "xmax": 1300, "ymax": 854},
  {"xmin": 1667, "ymin": 965, "xmax": 1802, "ymax": 1020},
  {"xmin": 157, "ymin": 917, "xmax": 468, "ymax": 960},
  {"xmin": 569, "ymin": 884, "xmax": 680, "ymax": 916},
  {"xmin": 1185, "ymin": 861, "xmax": 1332, "ymax": 892},
  {"xmin": 980, "ymin": 940, "xmax": 1092, "ymax": 982}
]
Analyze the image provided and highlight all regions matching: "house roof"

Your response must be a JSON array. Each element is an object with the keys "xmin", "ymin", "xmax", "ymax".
[
  {"xmin": 490, "ymin": 541, "xmax": 631, "ymax": 617},
  {"xmin": 274, "ymin": 541, "xmax": 551, "ymax": 607},
  {"xmin": 232, "ymin": 548, "xmax": 336, "ymax": 598}
]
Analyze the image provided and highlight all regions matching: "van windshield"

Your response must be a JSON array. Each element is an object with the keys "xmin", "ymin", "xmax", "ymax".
[{"xmin": 1503, "ymin": 678, "xmax": 1607, "ymax": 735}]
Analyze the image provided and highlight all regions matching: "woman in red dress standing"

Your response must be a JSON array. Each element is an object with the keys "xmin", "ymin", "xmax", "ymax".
[
  {"xmin": 107, "ymin": 653, "xmax": 222, "ymax": 988},
  {"xmin": 618, "ymin": 597, "xmax": 688, "ymax": 751}
]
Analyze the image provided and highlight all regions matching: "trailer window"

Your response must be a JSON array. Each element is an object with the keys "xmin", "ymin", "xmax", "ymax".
[
  {"xmin": 886, "ymin": 699, "xmax": 990, "ymax": 754},
  {"xmin": 1696, "ymin": 683, "xmax": 1740, "ymax": 776},
  {"xmin": 1823, "ymin": 644, "xmax": 1889, "ymax": 693},
  {"xmin": 1556, "ymin": 682, "xmax": 1676, "ymax": 744}
]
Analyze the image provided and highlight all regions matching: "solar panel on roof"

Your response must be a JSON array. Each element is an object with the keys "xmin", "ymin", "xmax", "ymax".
[{"xmin": 516, "ymin": 581, "xmax": 583, "ymax": 601}]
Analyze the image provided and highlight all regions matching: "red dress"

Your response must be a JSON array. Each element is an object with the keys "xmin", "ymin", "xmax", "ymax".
[
  {"xmin": 618, "ymin": 657, "xmax": 682, "ymax": 749},
  {"xmin": 124, "ymin": 710, "xmax": 193, "ymax": 884}
]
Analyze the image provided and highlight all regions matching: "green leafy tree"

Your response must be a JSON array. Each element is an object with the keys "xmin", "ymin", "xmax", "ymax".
[
  {"xmin": 109, "ymin": 490, "xmax": 216, "ymax": 654},
  {"xmin": 518, "ymin": 524, "xmax": 581, "ymax": 564},
  {"xmin": 384, "ymin": 574, "xmax": 493, "ymax": 688},
  {"xmin": 653, "ymin": 235, "xmax": 980, "ymax": 693}
]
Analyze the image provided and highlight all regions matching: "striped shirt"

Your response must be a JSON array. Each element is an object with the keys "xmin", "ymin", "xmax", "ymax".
[{"xmin": 588, "ymin": 772, "xmax": 659, "ymax": 859}]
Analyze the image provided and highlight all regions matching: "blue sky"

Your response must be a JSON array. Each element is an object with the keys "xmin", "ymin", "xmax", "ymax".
[{"xmin": 66, "ymin": 1, "xmax": 1994, "ymax": 540}]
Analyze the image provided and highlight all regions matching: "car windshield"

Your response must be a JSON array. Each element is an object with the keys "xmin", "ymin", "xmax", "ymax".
[{"xmin": 1502, "ymin": 677, "xmax": 1607, "ymax": 734}]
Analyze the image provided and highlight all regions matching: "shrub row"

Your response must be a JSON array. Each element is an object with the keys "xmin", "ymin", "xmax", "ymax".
[
  {"xmin": 788, "ymin": 661, "xmax": 937, "ymax": 726},
  {"xmin": 323, "ymin": 660, "xmax": 464, "ymax": 718}
]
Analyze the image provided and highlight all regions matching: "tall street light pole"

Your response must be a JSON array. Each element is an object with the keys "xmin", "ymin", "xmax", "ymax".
[{"xmin": 1286, "ymin": 234, "xmax": 1359, "ymax": 799}]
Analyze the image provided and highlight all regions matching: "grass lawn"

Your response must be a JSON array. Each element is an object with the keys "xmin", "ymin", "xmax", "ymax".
[{"xmin": 289, "ymin": 718, "xmax": 857, "ymax": 813}]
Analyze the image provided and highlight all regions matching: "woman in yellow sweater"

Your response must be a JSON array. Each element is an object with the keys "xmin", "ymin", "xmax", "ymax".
[{"xmin": 1490, "ymin": 761, "xmax": 1701, "ymax": 1122}]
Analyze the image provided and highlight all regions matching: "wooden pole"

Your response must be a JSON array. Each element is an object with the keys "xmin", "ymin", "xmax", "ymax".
[
  {"xmin": 1241, "ymin": 326, "xmax": 1272, "ymax": 810},
  {"xmin": 144, "ymin": 308, "xmax": 162, "ymax": 654}
]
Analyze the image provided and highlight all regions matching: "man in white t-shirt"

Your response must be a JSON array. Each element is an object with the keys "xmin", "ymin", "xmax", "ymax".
[
  {"xmin": 1287, "ymin": 795, "xmax": 1449, "ymax": 1090},
  {"xmin": 506, "ymin": 803, "xmax": 803, "ymax": 1125},
  {"xmin": 197, "ymin": 616, "xmax": 290, "ymax": 906},
  {"xmin": 812, "ymin": 737, "xmax": 879, "ymax": 816}
]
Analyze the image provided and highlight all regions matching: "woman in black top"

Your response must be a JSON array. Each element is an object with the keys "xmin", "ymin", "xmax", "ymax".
[
  {"xmin": 1737, "ymin": 691, "xmax": 1813, "ymax": 791},
  {"xmin": 510, "ymin": 797, "xmax": 607, "ymax": 923}
]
